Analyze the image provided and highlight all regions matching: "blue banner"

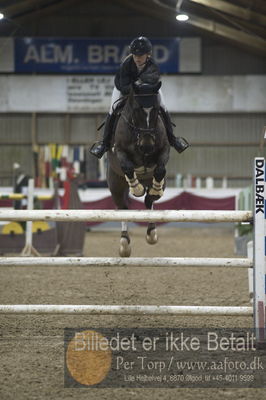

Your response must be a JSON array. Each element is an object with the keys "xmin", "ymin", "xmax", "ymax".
[{"xmin": 15, "ymin": 38, "xmax": 180, "ymax": 74}]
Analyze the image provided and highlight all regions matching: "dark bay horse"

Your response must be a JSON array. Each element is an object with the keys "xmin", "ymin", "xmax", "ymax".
[{"xmin": 107, "ymin": 82, "xmax": 170, "ymax": 256}]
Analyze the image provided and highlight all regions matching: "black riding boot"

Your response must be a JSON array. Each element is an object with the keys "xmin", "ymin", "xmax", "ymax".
[
  {"xmin": 90, "ymin": 113, "xmax": 115, "ymax": 159},
  {"xmin": 160, "ymin": 108, "xmax": 189, "ymax": 153}
]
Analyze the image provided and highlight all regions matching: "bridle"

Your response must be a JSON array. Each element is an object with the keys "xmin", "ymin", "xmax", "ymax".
[{"xmin": 120, "ymin": 93, "xmax": 160, "ymax": 146}]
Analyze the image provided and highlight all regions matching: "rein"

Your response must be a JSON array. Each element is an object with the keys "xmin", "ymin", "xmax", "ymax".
[
  {"xmin": 120, "ymin": 112, "xmax": 158, "ymax": 134},
  {"xmin": 111, "ymin": 96, "xmax": 127, "ymax": 113}
]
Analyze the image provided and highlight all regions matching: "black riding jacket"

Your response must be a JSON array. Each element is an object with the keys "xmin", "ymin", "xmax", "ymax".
[{"xmin": 114, "ymin": 55, "xmax": 160, "ymax": 95}]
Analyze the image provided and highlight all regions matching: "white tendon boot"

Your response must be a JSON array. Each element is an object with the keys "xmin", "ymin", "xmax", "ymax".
[
  {"xmin": 148, "ymin": 177, "xmax": 164, "ymax": 197},
  {"xmin": 125, "ymin": 172, "xmax": 145, "ymax": 197}
]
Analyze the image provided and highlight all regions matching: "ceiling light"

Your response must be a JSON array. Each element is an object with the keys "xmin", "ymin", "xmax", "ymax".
[
  {"xmin": 0, "ymin": 12, "xmax": 4, "ymax": 20},
  {"xmin": 176, "ymin": 14, "xmax": 189, "ymax": 21}
]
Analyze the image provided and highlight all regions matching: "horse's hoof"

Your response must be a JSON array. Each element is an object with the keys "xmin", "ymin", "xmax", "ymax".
[
  {"xmin": 119, "ymin": 237, "xmax": 131, "ymax": 257},
  {"xmin": 131, "ymin": 184, "xmax": 145, "ymax": 197},
  {"xmin": 146, "ymin": 228, "xmax": 158, "ymax": 245}
]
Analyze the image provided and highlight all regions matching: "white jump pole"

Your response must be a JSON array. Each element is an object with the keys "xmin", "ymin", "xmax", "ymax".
[
  {"xmin": 0, "ymin": 257, "xmax": 252, "ymax": 268},
  {"xmin": 0, "ymin": 304, "xmax": 253, "ymax": 316},
  {"xmin": 0, "ymin": 209, "xmax": 252, "ymax": 223},
  {"xmin": 253, "ymin": 157, "xmax": 266, "ymax": 346}
]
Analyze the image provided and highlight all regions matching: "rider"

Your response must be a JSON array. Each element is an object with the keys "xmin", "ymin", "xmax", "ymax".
[{"xmin": 90, "ymin": 36, "xmax": 189, "ymax": 159}]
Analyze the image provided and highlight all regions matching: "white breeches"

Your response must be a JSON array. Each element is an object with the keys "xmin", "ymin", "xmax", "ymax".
[
  {"xmin": 158, "ymin": 89, "xmax": 167, "ymax": 111},
  {"xmin": 109, "ymin": 87, "xmax": 167, "ymax": 114},
  {"xmin": 109, "ymin": 87, "xmax": 122, "ymax": 114}
]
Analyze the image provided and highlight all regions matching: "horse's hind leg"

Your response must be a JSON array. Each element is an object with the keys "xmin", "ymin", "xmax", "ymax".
[
  {"xmin": 146, "ymin": 217, "xmax": 158, "ymax": 245},
  {"xmin": 107, "ymin": 166, "xmax": 131, "ymax": 257},
  {"xmin": 120, "ymin": 220, "xmax": 131, "ymax": 257},
  {"xmin": 113, "ymin": 187, "xmax": 132, "ymax": 257}
]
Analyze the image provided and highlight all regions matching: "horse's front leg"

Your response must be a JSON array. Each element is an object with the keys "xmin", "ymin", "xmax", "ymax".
[
  {"xmin": 116, "ymin": 149, "xmax": 145, "ymax": 197},
  {"xmin": 147, "ymin": 141, "xmax": 170, "ymax": 200},
  {"xmin": 148, "ymin": 164, "xmax": 166, "ymax": 199}
]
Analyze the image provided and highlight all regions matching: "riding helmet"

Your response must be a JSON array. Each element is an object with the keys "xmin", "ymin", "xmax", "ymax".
[{"xmin": 129, "ymin": 36, "xmax": 152, "ymax": 56}]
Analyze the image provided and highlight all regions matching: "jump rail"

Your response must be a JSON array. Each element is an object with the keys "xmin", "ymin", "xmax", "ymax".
[
  {"xmin": 0, "ymin": 209, "xmax": 252, "ymax": 223},
  {"xmin": 0, "ymin": 257, "xmax": 252, "ymax": 268},
  {"xmin": 0, "ymin": 305, "xmax": 253, "ymax": 316}
]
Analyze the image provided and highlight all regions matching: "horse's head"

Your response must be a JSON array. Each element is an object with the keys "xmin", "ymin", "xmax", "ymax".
[{"xmin": 126, "ymin": 81, "xmax": 161, "ymax": 154}]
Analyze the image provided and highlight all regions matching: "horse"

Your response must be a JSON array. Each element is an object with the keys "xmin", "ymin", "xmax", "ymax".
[{"xmin": 107, "ymin": 82, "xmax": 170, "ymax": 257}]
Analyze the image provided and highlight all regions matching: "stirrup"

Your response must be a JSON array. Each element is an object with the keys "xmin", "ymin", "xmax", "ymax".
[
  {"xmin": 172, "ymin": 137, "xmax": 190, "ymax": 153},
  {"xmin": 90, "ymin": 141, "xmax": 108, "ymax": 159}
]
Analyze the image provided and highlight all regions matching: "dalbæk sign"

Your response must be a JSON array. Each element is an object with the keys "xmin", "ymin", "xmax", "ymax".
[{"xmin": 14, "ymin": 37, "xmax": 180, "ymax": 74}]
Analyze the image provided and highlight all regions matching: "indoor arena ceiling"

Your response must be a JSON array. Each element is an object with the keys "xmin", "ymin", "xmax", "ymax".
[{"xmin": 0, "ymin": 0, "xmax": 265, "ymax": 56}]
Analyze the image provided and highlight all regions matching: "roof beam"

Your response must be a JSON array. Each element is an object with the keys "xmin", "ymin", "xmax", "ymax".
[
  {"xmin": 115, "ymin": 0, "xmax": 170, "ymax": 23},
  {"xmin": 188, "ymin": 0, "xmax": 266, "ymax": 26},
  {"xmin": 185, "ymin": 13, "xmax": 266, "ymax": 55},
  {"xmin": 2, "ymin": 0, "xmax": 54, "ymax": 18},
  {"xmin": 2, "ymin": 0, "xmax": 86, "ymax": 25},
  {"xmin": 124, "ymin": 0, "xmax": 266, "ymax": 55},
  {"xmin": 235, "ymin": 0, "xmax": 266, "ymax": 14},
  {"xmin": 227, "ymin": 17, "xmax": 266, "ymax": 40}
]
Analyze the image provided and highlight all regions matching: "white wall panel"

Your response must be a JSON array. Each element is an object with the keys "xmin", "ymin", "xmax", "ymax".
[
  {"xmin": 8, "ymin": 76, "xmax": 67, "ymax": 112},
  {"xmin": 0, "ymin": 75, "xmax": 265, "ymax": 113}
]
